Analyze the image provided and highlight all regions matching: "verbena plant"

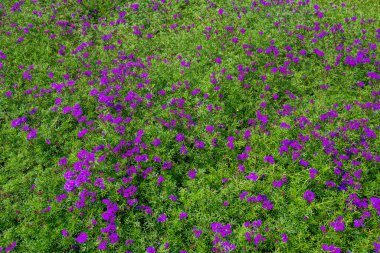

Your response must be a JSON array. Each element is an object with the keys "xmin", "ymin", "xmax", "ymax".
[{"xmin": 0, "ymin": 0, "xmax": 379, "ymax": 252}]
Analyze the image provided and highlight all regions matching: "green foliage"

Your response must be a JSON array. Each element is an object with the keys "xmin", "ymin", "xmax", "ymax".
[{"xmin": 0, "ymin": 0, "xmax": 379, "ymax": 252}]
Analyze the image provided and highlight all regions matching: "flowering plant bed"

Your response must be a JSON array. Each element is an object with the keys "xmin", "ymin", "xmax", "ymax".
[{"xmin": 0, "ymin": 0, "xmax": 379, "ymax": 252}]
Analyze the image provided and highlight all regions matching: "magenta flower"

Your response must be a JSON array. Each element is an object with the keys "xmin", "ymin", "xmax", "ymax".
[
  {"xmin": 27, "ymin": 129, "xmax": 38, "ymax": 140},
  {"xmin": 130, "ymin": 3, "xmax": 140, "ymax": 12},
  {"xmin": 303, "ymin": 190, "xmax": 315, "ymax": 203},
  {"xmin": 281, "ymin": 233, "xmax": 288, "ymax": 242},
  {"xmin": 76, "ymin": 232, "xmax": 88, "ymax": 244},
  {"xmin": 193, "ymin": 227, "xmax": 203, "ymax": 238},
  {"xmin": 179, "ymin": 212, "xmax": 188, "ymax": 220},
  {"xmin": 146, "ymin": 246, "xmax": 156, "ymax": 253},
  {"xmin": 4, "ymin": 242, "xmax": 17, "ymax": 252},
  {"xmin": 299, "ymin": 159, "xmax": 308, "ymax": 167},
  {"xmin": 272, "ymin": 180, "xmax": 285, "ymax": 188},
  {"xmin": 188, "ymin": 170, "xmax": 197, "ymax": 179},
  {"xmin": 151, "ymin": 138, "xmax": 161, "ymax": 146},
  {"xmin": 175, "ymin": 133, "xmax": 186, "ymax": 142},
  {"xmin": 245, "ymin": 172, "xmax": 258, "ymax": 181},
  {"xmin": 78, "ymin": 128, "xmax": 88, "ymax": 138},
  {"xmin": 169, "ymin": 195, "xmax": 177, "ymax": 202},
  {"xmin": 98, "ymin": 241, "xmax": 107, "ymax": 250},
  {"xmin": 157, "ymin": 175, "xmax": 165, "ymax": 186},
  {"xmin": 11, "ymin": 117, "xmax": 27, "ymax": 128},
  {"xmin": 162, "ymin": 161, "xmax": 172, "ymax": 170},
  {"xmin": 206, "ymin": 125, "xmax": 215, "ymax": 133},
  {"xmin": 180, "ymin": 144, "xmax": 188, "ymax": 155},
  {"xmin": 354, "ymin": 219, "xmax": 364, "ymax": 228},
  {"xmin": 195, "ymin": 140, "xmax": 205, "ymax": 149},
  {"xmin": 370, "ymin": 197, "xmax": 380, "ymax": 215},
  {"xmin": 61, "ymin": 229, "xmax": 69, "ymax": 237},
  {"xmin": 330, "ymin": 217, "xmax": 345, "ymax": 231},
  {"xmin": 368, "ymin": 72, "xmax": 380, "ymax": 79},
  {"xmin": 321, "ymin": 244, "xmax": 342, "ymax": 252},
  {"xmin": 109, "ymin": 233, "xmax": 119, "ymax": 244},
  {"xmin": 4, "ymin": 91, "xmax": 12, "ymax": 98},
  {"xmin": 264, "ymin": 156, "xmax": 275, "ymax": 164},
  {"xmin": 313, "ymin": 48, "xmax": 325, "ymax": 57},
  {"xmin": 262, "ymin": 200, "xmax": 274, "ymax": 210},
  {"xmin": 309, "ymin": 168, "xmax": 318, "ymax": 179},
  {"xmin": 157, "ymin": 213, "xmax": 168, "ymax": 222},
  {"xmin": 254, "ymin": 233, "xmax": 266, "ymax": 245}
]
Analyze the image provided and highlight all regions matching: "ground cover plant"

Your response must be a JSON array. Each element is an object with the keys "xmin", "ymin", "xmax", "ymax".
[{"xmin": 0, "ymin": 0, "xmax": 379, "ymax": 252}]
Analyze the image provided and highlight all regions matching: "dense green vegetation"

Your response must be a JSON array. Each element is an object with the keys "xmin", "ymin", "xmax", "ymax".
[{"xmin": 0, "ymin": 0, "xmax": 379, "ymax": 252}]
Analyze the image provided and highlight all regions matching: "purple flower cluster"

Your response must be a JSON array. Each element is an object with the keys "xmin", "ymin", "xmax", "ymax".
[{"xmin": 303, "ymin": 190, "xmax": 315, "ymax": 203}]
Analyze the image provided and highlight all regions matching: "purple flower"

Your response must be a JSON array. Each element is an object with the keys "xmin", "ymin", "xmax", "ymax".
[
  {"xmin": 243, "ymin": 130, "xmax": 251, "ymax": 139},
  {"xmin": 303, "ymin": 190, "xmax": 315, "ymax": 203},
  {"xmin": 76, "ymin": 232, "xmax": 88, "ymax": 244},
  {"xmin": 98, "ymin": 241, "xmax": 107, "ymax": 250},
  {"xmin": 370, "ymin": 197, "xmax": 380, "ymax": 215},
  {"xmin": 254, "ymin": 233, "xmax": 266, "ymax": 245},
  {"xmin": 262, "ymin": 200, "xmax": 274, "ymax": 210},
  {"xmin": 211, "ymin": 223, "xmax": 232, "ymax": 238},
  {"xmin": 272, "ymin": 180, "xmax": 284, "ymax": 188},
  {"xmin": 146, "ymin": 246, "xmax": 156, "ymax": 253},
  {"xmin": 157, "ymin": 175, "xmax": 165, "ymax": 186},
  {"xmin": 309, "ymin": 168, "xmax": 318, "ymax": 179},
  {"xmin": 4, "ymin": 241, "xmax": 17, "ymax": 252},
  {"xmin": 4, "ymin": 91, "xmax": 12, "ymax": 98},
  {"xmin": 195, "ymin": 140, "xmax": 205, "ymax": 149},
  {"xmin": 11, "ymin": 117, "xmax": 27, "ymax": 128},
  {"xmin": 313, "ymin": 48, "xmax": 325, "ymax": 57},
  {"xmin": 330, "ymin": 217, "xmax": 345, "ymax": 231},
  {"xmin": 238, "ymin": 164, "xmax": 245, "ymax": 173},
  {"xmin": 151, "ymin": 138, "xmax": 161, "ymax": 147},
  {"xmin": 27, "ymin": 129, "xmax": 38, "ymax": 140},
  {"xmin": 215, "ymin": 58, "xmax": 222, "ymax": 64},
  {"xmin": 157, "ymin": 213, "xmax": 168, "ymax": 222},
  {"xmin": 153, "ymin": 156, "xmax": 161, "ymax": 163},
  {"xmin": 188, "ymin": 170, "xmax": 197, "ymax": 179},
  {"xmin": 368, "ymin": 72, "xmax": 380, "ymax": 79},
  {"xmin": 180, "ymin": 144, "xmax": 188, "ymax": 155},
  {"xmin": 130, "ymin": 3, "xmax": 140, "ymax": 12},
  {"xmin": 354, "ymin": 219, "xmax": 364, "ymax": 228},
  {"xmin": 179, "ymin": 212, "xmax": 188, "ymax": 220},
  {"xmin": 193, "ymin": 227, "xmax": 203, "ymax": 238},
  {"xmin": 281, "ymin": 233, "xmax": 288, "ymax": 242},
  {"xmin": 264, "ymin": 156, "xmax": 275, "ymax": 164},
  {"xmin": 374, "ymin": 238, "xmax": 380, "ymax": 253},
  {"xmin": 175, "ymin": 133, "xmax": 186, "ymax": 142},
  {"xmin": 109, "ymin": 233, "xmax": 119, "ymax": 244},
  {"xmin": 162, "ymin": 161, "xmax": 172, "ymax": 170},
  {"xmin": 61, "ymin": 229, "xmax": 69, "ymax": 237},
  {"xmin": 169, "ymin": 195, "xmax": 177, "ymax": 202},
  {"xmin": 78, "ymin": 128, "xmax": 88, "ymax": 138},
  {"xmin": 245, "ymin": 172, "xmax": 258, "ymax": 181},
  {"xmin": 206, "ymin": 125, "xmax": 215, "ymax": 133},
  {"xmin": 125, "ymin": 239, "xmax": 134, "ymax": 246},
  {"xmin": 321, "ymin": 244, "xmax": 342, "ymax": 252},
  {"xmin": 280, "ymin": 122, "xmax": 291, "ymax": 129},
  {"xmin": 299, "ymin": 159, "xmax": 308, "ymax": 168}
]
